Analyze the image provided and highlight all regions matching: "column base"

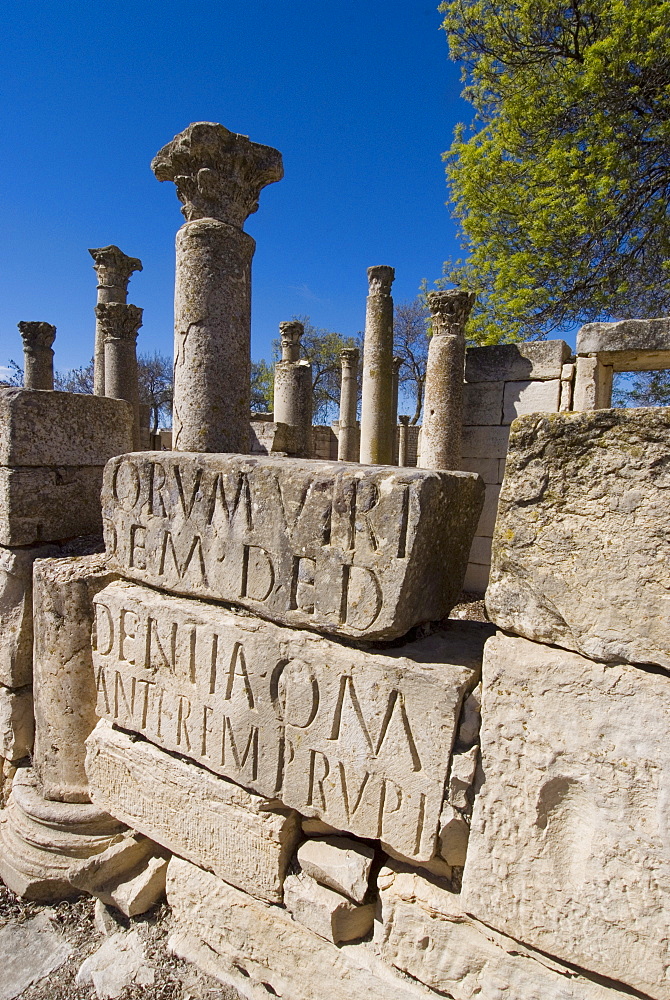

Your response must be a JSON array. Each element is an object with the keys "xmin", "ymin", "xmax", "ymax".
[{"xmin": 0, "ymin": 768, "xmax": 126, "ymax": 901}]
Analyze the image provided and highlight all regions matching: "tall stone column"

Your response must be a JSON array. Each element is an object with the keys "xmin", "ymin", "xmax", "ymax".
[
  {"xmin": 418, "ymin": 289, "xmax": 475, "ymax": 471},
  {"xmin": 273, "ymin": 321, "xmax": 312, "ymax": 457},
  {"xmin": 338, "ymin": 347, "xmax": 360, "ymax": 462},
  {"xmin": 18, "ymin": 322, "xmax": 55, "ymax": 390},
  {"xmin": 359, "ymin": 266, "xmax": 395, "ymax": 465},
  {"xmin": 398, "ymin": 414, "xmax": 410, "ymax": 467},
  {"xmin": 89, "ymin": 246, "xmax": 142, "ymax": 397},
  {"xmin": 152, "ymin": 122, "xmax": 283, "ymax": 454},
  {"xmin": 97, "ymin": 303, "xmax": 143, "ymax": 450}
]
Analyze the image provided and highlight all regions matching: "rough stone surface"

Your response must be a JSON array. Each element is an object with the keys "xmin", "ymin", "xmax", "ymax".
[
  {"xmin": 92, "ymin": 581, "xmax": 484, "ymax": 861},
  {"xmin": 273, "ymin": 359, "xmax": 313, "ymax": 457},
  {"xmin": 465, "ymin": 340, "xmax": 571, "ymax": 383},
  {"xmin": 474, "ymin": 484, "xmax": 500, "ymax": 537},
  {"xmin": 437, "ymin": 803, "xmax": 470, "ymax": 866},
  {"xmin": 32, "ymin": 554, "xmax": 117, "ymax": 802},
  {"xmin": 0, "ymin": 466, "xmax": 107, "ymax": 546},
  {"xmin": 377, "ymin": 862, "xmax": 630, "ymax": 1000},
  {"xmin": 85, "ymin": 719, "xmax": 300, "ymax": 903},
  {"xmin": 577, "ymin": 317, "xmax": 670, "ymax": 370},
  {"xmin": 76, "ymin": 930, "xmax": 154, "ymax": 998},
  {"xmin": 0, "ymin": 543, "xmax": 58, "ymax": 688},
  {"xmin": 102, "ymin": 452, "xmax": 483, "ymax": 639},
  {"xmin": 19, "ymin": 323, "xmax": 55, "ymax": 392},
  {"xmin": 67, "ymin": 830, "xmax": 168, "ymax": 916},
  {"xmin": 462, "ymin": 632, "xmax": 670, "ymax": 999},
  {"xmin": 0, "ymin": 388, "xmax": 133, "ymax": 467},
  {"xmin": 284, "ymin": 872, "xmax": 375, "ymax": 944},
  {"xmin": 167, "ymin": 857, "xmax": 434, "ymax": 1000},
  {"xmin": 572, "ymin": 355, "xmax": 613, "ymax": 410},
  {"xmin": 487, "ymin": 409, "xmax": 670, "ymax": 668},
  {"xmin": 249, "ymin": 420, "xmax": 299, "ymax": 456},
  {"xmin": 0, "ymin": 911, "xmax": 73, "ymax": 1000},
  {"xmin": 0, "ymin": 684, "xmax": 33, "ymax": 761},
  {"xmin": 296, "ymin": 835, "xmax": 374, "ymax": 903},
  {"xmin": 502, "ymin": 378, "xmax": 561, "ymax": 422}
]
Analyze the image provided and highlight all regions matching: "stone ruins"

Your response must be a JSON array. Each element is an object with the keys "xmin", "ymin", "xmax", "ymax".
[{"xmin": 0, "ymin": 120, "xmax": 669, "ymax": 1000}]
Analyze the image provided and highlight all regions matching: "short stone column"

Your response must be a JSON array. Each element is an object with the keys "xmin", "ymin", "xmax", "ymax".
[
  {"xmin": 18, "ymin": 322, "xmax": 55, "ymax": 390},
  {"xmin": 89, "ymin": 246, "xmax": 142, "ymax": 397},
  {"xmin": 338, "ymin": 347, "xmax": 360, "ymax": 462},
  {"xmin": 419, "ymin": 290, "xmax": 475, "ymax": 471},
  {"xmin": 152, "ymin": 122, "xmax": 283, "ymax": 453},
  {"xmin": 398, "ymin": 414, "xmax": 410, "ymax": 467},
  {"xmin": 359, "ymin": 266, "xmax": 395, "ymax": 465},
  {"xmin": 273, "ymin": 321, "xmax": 313, "ymax": 457},
  {"xmin": 96, "ymin": 303, "xmax": 143, "ymax": 450}
]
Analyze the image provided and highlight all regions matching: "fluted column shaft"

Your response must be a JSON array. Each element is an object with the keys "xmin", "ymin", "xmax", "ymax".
[{"xmin": 359, "ymin": 265, "xmax": 395, "ymax": 465}]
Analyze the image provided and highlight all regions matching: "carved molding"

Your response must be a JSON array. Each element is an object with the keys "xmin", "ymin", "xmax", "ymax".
[
  {"xmin": 95, "ymin": 303, "xmax": 143, "ymax": 341},
  {"xmin": 18, "ymin": 321, "xmax": 56, "ymax": 352},
  {"xmin": 427, "ymin": 290, "xmax": 476, "ymax": 336},
  {"xmin": 367, "ymin": 265, "xmax": 395, "ymax": 296},
  {"xmin": 89, "ymin": 246, "xmax": 142, "ymax": 287}
]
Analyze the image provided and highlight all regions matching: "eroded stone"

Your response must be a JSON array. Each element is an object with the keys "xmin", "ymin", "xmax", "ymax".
[
  {"xmin": 296, "ymin": 836, "xmax": 373, "ymax": 903},
  {"xmin": 284, "ymin": 872, "xmax": 374, "ymax": 944},
  {"xmin": 0, "ymin": 544, "xmax": 58, "ymax": 688},
  {"xmin": 0, "ymin": 466, "xmax": 108, "ymax": 546},
  {"xmin": 91, "ymin": 581, "xmax": 483, "ymax": 860},
  {"xmin": 0, "ymin": 684, "xmax": 33, "ymax": 761},
  {"xmin": 102, "ymin": 452, "xmax": 483, "ymax": 639}
]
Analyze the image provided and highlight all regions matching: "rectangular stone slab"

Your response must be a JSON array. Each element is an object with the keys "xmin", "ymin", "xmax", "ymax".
[
  {"xmin": 0, "ymin": 388, "xmax": 133, "ymax": 467},
  {"xmin": 0, "ymin": 466, "xmax": 106, "ymax": 546},
  {"xmin": 167, "ymin": 857, "xmax": 435, "ymax": 1000},
  {"xmin": 486, "ymin": 409, "xmax": 670, "ymax": 669},
  {"xmin": 92, "ymin": 581, "xmax": 482, "ymax": 861},
  {"xmin": 85, "ymin": 720, "xmax": 300, "ymax": 903},
  {"xmin": 101, "ymin": 452, "xmax": 483, "ymax": 640},
  {"xmin": 461, "ymin": 633, "xmax": 670, "ymax": 1000}
]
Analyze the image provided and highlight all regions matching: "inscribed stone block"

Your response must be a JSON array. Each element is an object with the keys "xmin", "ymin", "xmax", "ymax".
[
  {"xmin": 487, "ymin": 409, "xmax": 670, "ymax": 668},
  {"xmin": 92, "ymin": 581, "xmax": 483, "ymax": 861},
  {"xmin": 0, "ymin": 466, "xmax": 105, "ymax": 546},
  {"xmin": 377, "ymin": 862, "xmax": 629, "ymax": 1000},
  {"xmin": 465, "ymin": 341, "xmax": 570, "ymax": 383},
  {"xmin": 502, "ymin": 379, "xmax": 561, "ymax": 423},
  {"xmin": 462, "ymin": 632, "xmax": 670, "ymax": 999},
  {"xmin": 460, "ymin": 426, "xmax": 509, "ymax": 460},
  {"xmin": 459, "ymin": 458, "xmax": 499, "ymax": 485},
  {"xmin": 0, "ymin": 544, "xmax": 59, "ymax": 688},
  {"xmin": 85, "ymin": 720, "xmax": 300, "ymax": 903},
  {"xmin": 462, "ymin": 382, "xmax": 503, "ymax": 426},
  {"xmin": 102, "ymin": 452, "xmax": 483, "ymax": 640},
  {"xmin": 0, "ymin": 683, "xmax": 33, "ymax": 761},
  {"xmin": 0, "ymin": 388, "xmax": 133, "ymax": 467},
  {"xmin": 167, "ymin": 858, "xmax": 434, "ymax": 1000},
  {"xmin": 475, "ymin": 485, "xmax": 500, "ymax": 537},
  {"xmin": 576, "ymin": 317, "xmax": 670, "ymax": 370}
]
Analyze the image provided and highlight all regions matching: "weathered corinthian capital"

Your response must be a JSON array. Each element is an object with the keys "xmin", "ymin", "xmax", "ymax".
[
  {"xmin": 151, "ymin": 121, "xmax": 284, "ymax": 228},
  {"xmin": 88, "ymin": 246, "xmax": 142, "ymax": 288},
  {"xmin": 427, "ymin": 289, "xmax": 476, "ymax": 336},
  {"xmin": 340, "ymin": 346, "xmax": 359, "ymax": 370},
  {"xmin": 95, "ymin": 303, "xmax": 143, "ymax": 340},
  {"xmin": 18, "ymin": 321, "xmax": 56, "ymax": 352},
  {"xmin": 367, "ymin": 265, "xmax": 395, "ymax": 296},
  {"xmin": 279, "ymin": 321, "xmax": 304, "ymax": 363}
]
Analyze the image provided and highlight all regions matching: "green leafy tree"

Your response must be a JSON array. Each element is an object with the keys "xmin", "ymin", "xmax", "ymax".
[
  {"xmin": 440, "ymin": 0, "xmax": 670, "ymax": 343},
  {"xmin": 612, "ymin": 369, "xmax": 670, "ymax": 406}
]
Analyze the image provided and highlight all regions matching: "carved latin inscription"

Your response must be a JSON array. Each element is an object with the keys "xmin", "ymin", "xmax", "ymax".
[
  {"xmin": 92, "ymin": 581, "xmax": 479, "ymax": 860},
  {"xmin": 101, "ymin": 453, "xmax": 484, "ymax": 639}
]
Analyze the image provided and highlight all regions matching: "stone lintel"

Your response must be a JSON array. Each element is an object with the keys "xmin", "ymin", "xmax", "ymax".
[
  {"xmin": 151, "ymin": 121, "xmax": 284, "ymax": 227},
  {"xmin": 576, "ymin": 317, "xmax": 670, "ymax": 370}
]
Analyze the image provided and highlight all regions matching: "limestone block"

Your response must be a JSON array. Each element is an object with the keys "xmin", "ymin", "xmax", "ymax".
[
  {"xmin": 167, "ymin": 857, "xmax": 435, "ymax": 1000},
  {"xmin": 0, "ymin": 466, "xmax": 105, "ymax": 546},
  {"xmin": 463, "ymin": 562, "xmax": 489, "ymax": 594},
  {"xmin": 461, "ymin": 426, "xmax": 509, "ymax": 459},
  {"xmin": 76, "ymin": 930, "xmax": 154, "ymax": 997},
  {"xmin": 577, "ymin": 317, "xmax": 670, "ymax": 370},
  {"xmin": 459, "ymin": 457, "xmax": 499, "ymax": 484},
  {"xmin": 0, "ymin": 911, "xmax": 73, "ymax": 1000},
  {"xmin": 296, "ymin": 836, "xmax": 374, "ymax": 903},
  {"xmin": 468, "ymin": 536, "xmax": 491, "ymax": 566},
  {"xmin": 502, "ymin": 379, "xmax": 561, "ymax": 423},
  {"xmin": 94, "ymin": 899, "xmax": 121, "ymax": 936},
  {"xmin": 91, "ymin": 582, "xmax": 483, "ymax": 861},
  {"xmin": 68, "ymin": 831, "xmax": 168, "ymax": 916},
  {"xmin": 572, "ymin": 355, "xmax": 613, "ymax": 410},
  {"xmin": 284, "ymin": 872, "xmax": 374, "ymax": 944},
  {"xmin": 487, "ymin": 409, "xmax": 670, "ymax": 668},
  {"xmin": 102, "ymin": 452, "xmax": 483, "ymax": 640},
  {"xmin": 462, "ymin": 382, "xmax": 503, "ymax": 425},
  {"xmin": 0, "ymin": 684, "xmax": 33, "ymax": 761},
  {"xmin": 85, "ymin": 720, "xmax": 300, "ymax": 903},
  {"xmin": 249, "ymin": 420, "xmax": 299, "ymax": 456},
  {"xmin": 456, "ymin": 684, "xmax": 481, "ymax": 748},
  {"xmin": 437, "ymin": 804, "xmax": 469, "ymax": 866},
  {"xmin": 475, "ymin": 484, "xmax": 500, "ymax": 537},
  {"xmin": 0, "ymin": 388, "xmax": 133, "ymax": 467},
  {"xmin": 33, "ymin": 554, "xmax": 117, "ymax": 803},
  {"xmin": 376, "ymin": 862, "xmax": 630, "ymax": 1000},
  {"xmin": 465, "ymin": 340, "xmax": 571, "ymax": 383},
  {"xmin": 448, "ymin": 745, "xmax": 478, "ymax": 812},
  {"xmin": 462, "ymin": 632, "xmax": 670, "ymax": 999},
  {"xmin": 0, "ymin": 544, "xmax": 58, "ymax": 688}
]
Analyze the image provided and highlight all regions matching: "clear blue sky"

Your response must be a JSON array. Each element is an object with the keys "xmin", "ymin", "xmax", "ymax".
[{"xmin": 0, "ymin": 1, "xmax": 470, "ymax": 378}]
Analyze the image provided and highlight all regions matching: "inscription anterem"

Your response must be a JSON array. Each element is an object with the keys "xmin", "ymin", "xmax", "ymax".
[
  {"xmin": 92, "ymin": 581, "xmax": 479, "ymax": 861},
  {"xmin": 101, "ymin": 453, "xmax": 484, "ymax": 640}
]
